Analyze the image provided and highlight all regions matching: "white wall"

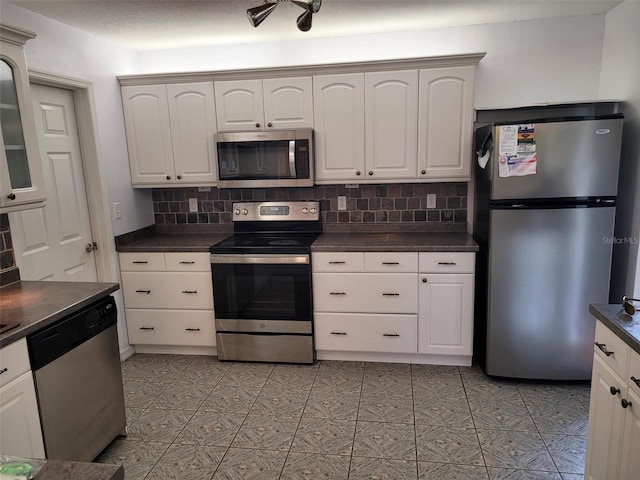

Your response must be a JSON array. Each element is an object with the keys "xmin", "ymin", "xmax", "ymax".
[
  {"xmin": 600, "ymin": 0, "xmax": 640, "ymax": 298},
  {"xmin": 0, "ymin": 2, "xmax": 155, "ymax": 237},
  {"xmin": 139, "ymin": 14, "xmax": 607, "ymax": 110}
]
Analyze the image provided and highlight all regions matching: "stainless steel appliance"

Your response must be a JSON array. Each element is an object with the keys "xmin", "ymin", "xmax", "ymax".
[
  {"xmin": 214, "ymin": 129, "xmax": 314, "ymax": 188},
  {"xmin": 210, "ymin": 201, "xmax": 321, "ymax": 363},
  {"xmin": 27, "ymin": 296, "xmax": 126, "ymax": 461},
  {"xmin": 474, "ymin": 115, "xmax": 623, "ymax": 380}
]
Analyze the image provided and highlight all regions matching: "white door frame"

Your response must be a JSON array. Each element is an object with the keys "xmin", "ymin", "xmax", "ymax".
[{"xmin": 27, "ymin": 69, "xmax": 118, "ymax": 285}]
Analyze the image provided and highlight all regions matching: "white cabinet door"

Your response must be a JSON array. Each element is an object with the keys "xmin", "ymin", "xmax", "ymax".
[
  {"xmin": 585, "ymin": 354, "xmax": 626, "ymax": 480},
  {"xmin": 0, "ymin": 28, "xmax": 46, "ymax": 212},
  {"xmin": 313, "ymin": 73, "xmax": 365, "ymax": 182},
  {"xmin": 167, "ymin": 83, "xmax": 217, "ymax": 184},
  {"xmin": 214, "ymin": 79, "xmax": 264, "ymax": 131},
  {"xmin": 0, "ymin": 371, "xmax": 45, "ymax": 459},
  {"xmin": 365, "ymin": 70, "xmax": 418, "ymax": 180},
  {"xmin": 263, "ymin": 77, "xmax": 313, "ymax": 129},
  {"xmin": 418, "ymin": 273, "xmax": 474, "ymax": 355},
  {"xmin": 121, "ymin": 85, "xmax": 175, "ymax": 185},
  {"xmin": 418, "ymin": 66, "xmax": 474, "ymax": 180},
  {"xmin": 619, "ymin": 387, "xmax": 640, "ymax": 480}
]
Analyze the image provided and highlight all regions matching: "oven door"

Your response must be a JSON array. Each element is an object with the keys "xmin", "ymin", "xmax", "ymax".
[{"xmin": 210, "ymin": 254, "xmax": 312, "ymax": 334}]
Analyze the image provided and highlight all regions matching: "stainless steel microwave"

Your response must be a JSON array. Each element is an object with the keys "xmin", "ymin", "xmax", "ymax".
[{"xmin": 214, "ymin": 129, "xmax": 314, "ymax": 188}]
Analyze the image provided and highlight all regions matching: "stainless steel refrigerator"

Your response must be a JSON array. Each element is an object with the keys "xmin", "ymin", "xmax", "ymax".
[{"xmin": 474, "ymin": 115, "xmax": 623, "ymax": 380}]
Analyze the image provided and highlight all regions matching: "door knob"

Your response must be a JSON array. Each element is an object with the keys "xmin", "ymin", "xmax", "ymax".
[{"xmin": 85, "ymin": 242, "xmax": 98, "ymax": 253}]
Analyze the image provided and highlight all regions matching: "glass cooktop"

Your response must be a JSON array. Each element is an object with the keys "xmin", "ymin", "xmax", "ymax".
[{"xmin": 210, "ymin": 233, "xmax": 320, "ymax": 254}]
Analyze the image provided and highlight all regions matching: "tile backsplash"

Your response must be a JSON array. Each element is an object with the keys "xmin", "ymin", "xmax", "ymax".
[
  {"xmin": 0, "ymin": 214, "xmax": 15, "ymax": 270},
  {"xmin": 152, "ymin": 182, "xmax": 467, "ymax": 230}
]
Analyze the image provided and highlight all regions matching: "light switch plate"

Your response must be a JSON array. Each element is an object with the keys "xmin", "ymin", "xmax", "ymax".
[
  {"xmin": 113, "ymin": 202, "xmax": 121, "ymax": 219},
  {"xmin": 427, "ymin": 194, "xmax": 437, "ymax": 209},
  {"xmin": 337, "ymin": 196, "xmax": 347, "ymax": 211},
  {"xmin": 188, "ymin": 198, "xmax": 198, "ymax": 212}
]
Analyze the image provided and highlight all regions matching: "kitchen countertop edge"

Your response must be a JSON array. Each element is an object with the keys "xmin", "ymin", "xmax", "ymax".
[
  {"xmin": 589, "ymin": 303, "xmax": 640, "ymax": 355},
  {"xmin": 311, "ymin": 232, "xmax": 479, "ymax": 252},
  {"xmin": 0, "ymin": 281, "xmax": 120, "ymax": 348},
  {"xmin": 115, "ymin": 233, "xmax": 231, "ymax": 252}
]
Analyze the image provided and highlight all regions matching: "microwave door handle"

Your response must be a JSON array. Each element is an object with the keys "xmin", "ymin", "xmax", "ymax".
[{"xmin": 289, "ymin": 140, "xmax": 296, "ymax": 177}]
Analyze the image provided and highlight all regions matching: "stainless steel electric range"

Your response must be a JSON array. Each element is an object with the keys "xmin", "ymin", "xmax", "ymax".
[{"xmin": 209, "ymin": 201, "xmax": 321, "ymax": 364}]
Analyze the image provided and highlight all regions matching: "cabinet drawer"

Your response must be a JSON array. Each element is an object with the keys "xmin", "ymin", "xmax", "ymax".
[
  {"xmin": 627, "ymin": 349, "xmax": 640, "ymax": 397},
  {"xmin": 312, "ymin": 252, "xmax": 364, "ymax": 272},
  {"xmin": 122, "ymin": 272, "xmax": 213, "ymax": 310},
  {"xmin": 594, "ymin": 321, "xmax": 630, "ymax": 377},
  {"xmin": 165, "ymin": 252, "xmax": 210, "ymax": 272},
  {"xmin": 0, "ymin": 339, "xmax": 30, "ymax": 388},
  {"xmin": 419, "ymin": 252, "xmax": 475, "ymax": 273},
  {"xmin": 315, "ymin": 313, "xmax": 417, "ymax": 353},
  {"xmin": 126, "ymin": 310, "xmax": 216, "ymax": 347},
  {"xmin": 119, "ymin": 252, "xmax": 166, "ymax": 271},
  {"xmin": 364, "ymin": 252, "xmax": 418, "ymax": 273},
  {"xmin": 313, "ymin": 273, "xmax": 417, "ymax": 314}
]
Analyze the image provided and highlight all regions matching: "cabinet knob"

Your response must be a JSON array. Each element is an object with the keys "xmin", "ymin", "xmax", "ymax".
[
  {"xmin": 422, "ymin": 278, "xmax": 428, "ymax": 283},
  {"xmin": 6, "ymin": 193, "xmax": 16, "ymax": 200},
  {"xmin": 421, "ymin": 170, "xmax": 426, "ymax": 175},
  {"xmin": 255, "ymin": 123, "xmax": 261, "ymax": 128},
  {"xmin": 356, "ymin": 171, "xmax": 361, "ymax": 176},
  {"xmin": 621, "ymin": 398, "xmax": 633, "ymax": 409},
  {"xmin": 177, "ymin": 175, "xmax": 182, "ymax": 180},
  {"xmin": 610, "ymin": 386, "xmax": 621, "ymax": 396},
  {"xmin": 166, "ymin": 175, "xmax": 171, "ymax": 180},
  {"xmin": 267, "ymin": 122, "xmax": 273, "ymax": 128},
  {"xmin": 368, "ymin": 171, "xmax": 373, "ymax": 176},
  {"xmin": 0, "ymin": 367, "xmax": 8, "ymax": 375}
]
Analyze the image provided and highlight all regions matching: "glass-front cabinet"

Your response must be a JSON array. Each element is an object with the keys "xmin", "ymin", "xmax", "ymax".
[{"xmin": 0, "ymin": 24, "xmax": 44, "ymax": 212}]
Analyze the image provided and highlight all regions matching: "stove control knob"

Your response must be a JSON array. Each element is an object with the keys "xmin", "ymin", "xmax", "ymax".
[
  {"xmin": 302, "ymin": 207, "xmax": 309, "ymax": 214},
  {"xmin": 242, "ymin": 208, "xmax": 249, "ymax": 215},
  {"xmin": 234, "ymin": 208, "xmax": 241, "ymax": 215},
  {"xmin": 310, "ymin": 207, "xmax": 317, "ymax": 214}
]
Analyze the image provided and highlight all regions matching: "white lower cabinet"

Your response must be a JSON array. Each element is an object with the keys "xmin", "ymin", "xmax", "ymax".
[
  {"xmin": 0, "ymin": 339, "xmax": 45, "ymax": 458},
  {"xmin": 585, "ymin": 321, "xmax": 640, "ymax": 480},
  {"xmin": 312, "ymin": 250, "xmax": 475, "ymax": 365},
  {"xmin": 119, "ymin": 252, "xmax": 216, "ymax": 354}
]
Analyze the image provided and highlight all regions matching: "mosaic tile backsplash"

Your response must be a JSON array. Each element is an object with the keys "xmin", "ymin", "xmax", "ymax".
[{"xmin": 152, "ymin": 183, "xmax": 467, "ymax": 228}]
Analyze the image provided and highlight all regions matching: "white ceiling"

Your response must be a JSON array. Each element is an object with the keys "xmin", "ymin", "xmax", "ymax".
[{"xmin": 6, "ymin": 0, "xmax": 623, "ymax": 51}]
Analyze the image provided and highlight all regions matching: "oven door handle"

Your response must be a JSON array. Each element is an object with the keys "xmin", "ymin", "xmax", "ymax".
[{"xmin": 210, "ymin": 254, "xmax": 309, "ymax": 265}]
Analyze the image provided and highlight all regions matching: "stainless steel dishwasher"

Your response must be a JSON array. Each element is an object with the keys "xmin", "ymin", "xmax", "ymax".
[{"xmin": 27, "ymin": 295, "xmax": 126, "ymax": 461}]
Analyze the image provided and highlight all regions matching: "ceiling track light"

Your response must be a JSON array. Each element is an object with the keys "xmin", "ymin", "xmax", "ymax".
[{"xmin": 246, "ymin": 0, "xmax": 322, "ymax": 32}]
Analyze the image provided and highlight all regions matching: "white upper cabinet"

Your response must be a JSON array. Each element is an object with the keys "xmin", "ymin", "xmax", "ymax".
[
  {"xmin": 418, "ymin": 66, "xmax": 475, "ymax": 180},
  {"xmin": 215, "ymin": 77, "xmax": 313, "ymax": 131},
  {"xmin": 0, "ymin": 25, "xmax": 45, "ymax": 212},
  {"xmin": 313, "ymin": 73, "xmax": 365, "ymax": 182},
  {"xmin": 122, "ymin": 82, "xmax": 217, "ymax": 187},
  {"xmin": 365, "ymin": 70, "xmax": 418, "ymax": 180}
]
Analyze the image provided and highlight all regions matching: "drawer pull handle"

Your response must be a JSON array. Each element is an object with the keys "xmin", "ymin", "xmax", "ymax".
[
  {"xmin": 595, "ymin": 342, "xmax": 614, "ymax": 356},
  {"xmin": 136, "ymin": 290, "xmax": 151, "ymax": 294},
  {"xmin": 382, "ymin": 293, "xmax": 400, "ymax": 296},
  {"xmin": 328, "ymin": 261, "xmax": 346, "ymax": 265},
  {"xmin": 383, "ymin": 333, "xmax": 400, "ymax": 337},
  {"xmin": 382, "ymin": 262, "xmax": 399, "ymax": 265},
  {"xmin": 139, "ymin": 326, "xmax": 155, "ymax": 330},
  {"xmin": 437, "ymin": 262, "xmax": 457, "ymax": 265},
  {"xmin": 330, "ymin": 331, "xmax": 347, "ymax": 335},
  {"xmin": 330, "ymin": 292, "xmax": 346, "ymax": 296},
  {"xmin": 182, "ymin": 290, "xmax": 198, "ymax": 294},
  {"xmin": 621, "ymin": 398, "xmax": 633, "ymax": 409},
  {"xmin": 631, "ymin": 376, "xmax": 640, "ymax": 388},
  {"xmin": 610, "ymin": 386, "xmax": 621, "ymax": 396},
  {"xmin": 132, "ymin": 261, "xmax": 148, "ymax": 264},
  {"xmin": 185, "ymin": 328, "xmax": 201, "ymax": 332},
  {"xmin": 0, "ymin": 368, "xmax": 8, "ymax": 375},
  {"xmin": 180, "ymin": 261, "xmax": 195, "ymax": 264}
]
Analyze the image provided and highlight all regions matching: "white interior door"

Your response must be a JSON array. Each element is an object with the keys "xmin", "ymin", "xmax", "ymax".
[{"xmin": 9, "ymin": 84, "xmax": 97, "ymax": 282}]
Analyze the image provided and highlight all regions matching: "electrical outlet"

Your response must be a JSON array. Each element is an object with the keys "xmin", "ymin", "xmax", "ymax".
[
  {"xmin": 426, "ymin": 194, "xmax": 437, "ymax": 209},
  {"xmin": 188, "ymin": 198, "xmax": 198, "ymax": 213},
  {"xmin": 113, "ymin": 202, "xmax": 121, "ymax": 219},
  {"xmin": 337, "ymin": 196, "xmax": 347, "ymax": 211}
]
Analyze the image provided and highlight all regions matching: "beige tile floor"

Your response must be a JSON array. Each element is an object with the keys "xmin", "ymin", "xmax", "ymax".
[{"xmin": 96, "ymin": 354, "xmax": 590, "ymax": 480}]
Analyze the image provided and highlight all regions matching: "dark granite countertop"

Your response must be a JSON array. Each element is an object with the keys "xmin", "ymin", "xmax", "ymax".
[
  {"xmin": 0, "ymin": 281, "xmax": 120, "ymax": 348},
  {"xmin": 311, "ymin": 232, "xmax": 478, "ymax": 252},
  {"xmin": 116, "ymin": 233, "xmax": 231, "ymax": 252},
  {"xmin": 35, "ymin": 460, "xmax": 123, "ymax": 480},
  {"xmin": 589, "ymin": 303, "xmax": 640, "ymax": 355}
]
